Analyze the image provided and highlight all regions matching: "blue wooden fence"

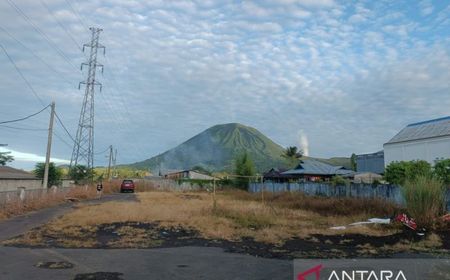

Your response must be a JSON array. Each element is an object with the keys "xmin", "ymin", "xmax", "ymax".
[{"xmin": 249, "ymin": 182, "xmax": 450, "ymax": 210}]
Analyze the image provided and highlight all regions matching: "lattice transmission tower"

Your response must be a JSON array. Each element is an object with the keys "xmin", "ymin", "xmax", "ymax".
[{"xmin": 70, "ymin": 27, "xmax": 105, "ymax": 171}]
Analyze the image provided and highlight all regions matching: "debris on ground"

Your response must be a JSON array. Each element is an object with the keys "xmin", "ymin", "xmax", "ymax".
[
  {"xmin": 65, "ymin": 197, "xmax": 80, "ymax": 203},
  {"xmin": 34, "ymin": 261, "xmax": 74, "ymax": 269},
  {"xmin": 394, "ymin": 213, "xmax": 417, "ymax": 230},
  {"xmin": 442, "ymin": 213, "xmax": 450, "ymax": 222},
  {"xmin": 330, "ymin": 217, "xmax": 390, "ymax": 230}
]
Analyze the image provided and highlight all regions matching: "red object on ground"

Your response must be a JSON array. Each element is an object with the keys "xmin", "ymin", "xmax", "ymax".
[
  {"xmin": 394, "ymin": 213, "xmax": 417, "ymax": 230},
  {"xmin": 442, "ymin": 214, "xmax": 450, "ymax": 222}
]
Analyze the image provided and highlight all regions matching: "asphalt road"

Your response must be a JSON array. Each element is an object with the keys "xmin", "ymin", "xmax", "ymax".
[
  {"xmin": 0, "ymin": 246, "xmax": 291, "ymax": 280},
  {"xmin": 0, "ymin": 193, "xmax": 137, "ymax": 241},
  {"xmin": 0, "ymin": 193, "xmax": 292, "ymax": 279}
]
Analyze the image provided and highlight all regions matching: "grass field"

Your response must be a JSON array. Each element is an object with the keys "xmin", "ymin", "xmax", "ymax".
[{"xmin": 4, "ymin": 190, "xmax": 449, "ymax": 258}]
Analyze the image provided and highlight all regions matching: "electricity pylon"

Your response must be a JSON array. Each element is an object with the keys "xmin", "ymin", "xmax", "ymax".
[{"xmin": 70, "ymin": 27, "xmax": 105, "ymax": 172}]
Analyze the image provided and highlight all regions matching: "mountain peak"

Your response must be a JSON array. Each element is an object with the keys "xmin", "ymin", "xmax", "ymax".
[{"xmin": 131, "ymin": 123, "xmax": 286, "ymax": 172}]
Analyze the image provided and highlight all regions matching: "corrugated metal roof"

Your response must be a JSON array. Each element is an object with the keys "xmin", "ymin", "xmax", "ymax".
[
  {"xmin": 385, "ymin": 116, "xmax": 450, "ymax": 145},
  {"xmin": 0, "ymin": 166, "xmax": 37, "ymax": 179},
  {"xmin": 282, "ymin": 159, "xmax": 354, "ymax": 176}
]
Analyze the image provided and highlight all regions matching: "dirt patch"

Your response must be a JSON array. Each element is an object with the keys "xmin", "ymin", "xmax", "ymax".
[
  {"xmin": 5, "ymin": 222, "xmax": 449, "ymax": 259},
  {"xmin": 178, "ymin": 194, "xmax": 202, "ymax": 200}
]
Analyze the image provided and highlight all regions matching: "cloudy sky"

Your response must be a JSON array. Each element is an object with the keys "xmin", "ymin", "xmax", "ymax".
[{"xmin": 0, "ymin": 0, "xmax": 449, "ymax": 170}]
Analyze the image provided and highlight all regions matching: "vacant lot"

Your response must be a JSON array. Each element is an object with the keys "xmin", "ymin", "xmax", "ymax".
[{"xmin": 4, "ymin": 191, "xmax": 450, "ymax": 258}]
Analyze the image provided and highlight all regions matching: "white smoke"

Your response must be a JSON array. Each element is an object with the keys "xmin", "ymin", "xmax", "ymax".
[{"xmin": 297, "ymin": 130, "xmax": 309, "ymax": 157}]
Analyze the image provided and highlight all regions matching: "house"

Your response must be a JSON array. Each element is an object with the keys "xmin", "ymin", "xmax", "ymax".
[
  {"xmin": 0, "ymin": 166, "xmax": 36, "ymax": 179},
  {"xmin": 384, "ymin": 116, "xmax": 450, "ymax": 166},
  {"xmin": 281, "ymin": 159, "xmax": 354, "ymax": 182},
  {"xmin": 164, "ymin": 169, "xmax": 216, "ymax": 180},
  {"xmin": 0, "ymin": 166, "xmax": 41, "ymax": 192},
  {"xmin": 263, "ymin": 168, "xmax": 296, "ymax": 182},
  {"xmin": 356, "ymin": 150, "xmax": 384, "ymax": 174}
]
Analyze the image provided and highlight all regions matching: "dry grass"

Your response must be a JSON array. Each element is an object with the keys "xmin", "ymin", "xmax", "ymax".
[
  {"xmin": 0, "ymin": 182, "xmax": 121, "ymax": 222},
  {"xmin": 37, "ymin": 191, "xmax": 399, "ymax": 244},
  {"xmin": 224, "ymin": 190, "xmax": 400, "ymax": 217}
]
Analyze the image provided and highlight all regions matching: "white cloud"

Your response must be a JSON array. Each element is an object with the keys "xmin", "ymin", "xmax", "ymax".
[
  {"xmin": 0, "ymin": 148, "xmax": 69, "ymax": 164},
  {"xmin": 0, "ymin": 0, "xmax": 448, "ymax": 167}
]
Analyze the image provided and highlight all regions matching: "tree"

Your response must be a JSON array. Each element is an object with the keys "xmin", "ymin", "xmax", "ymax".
[
  {"xmin": 434, "ymin": 159, "xmax": 450, "ymax": 185},
  {"xmin": 350, "ymin": 153, "xmax": 357, "ymax": 171},
  {"xmin": 384, "ymin": 160, "xmax": 432, "ymax": 186},
  {"xmin": 0, "ymin": 151, "xmax": 14, "ymax": 166},
  {"xmin": 34, "ymin": 162, "xmax": 63, "ymax": 188},
  {"xmin": 234, "ymin": 153, "xmax": 255, "ymax": 190},
  {"xmin": 281, "ymin": 146, "xmax": 303, "ymax": 168},
  {"xmin": 69, "ymin": 165, "xmax": 94, "ymax": 184}
]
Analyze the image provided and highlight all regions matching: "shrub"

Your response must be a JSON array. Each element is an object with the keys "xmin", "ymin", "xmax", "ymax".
[
  {"xmin": 434, "ymin": 159, "xmax": 450, "ymax": 185},
  {"xmin": 384, "ymin": 160, "xmax": 432, "ymax": 185},
  {"xmin": 69, "ymin": 165, "xmax": 94, "ymax": 184},
  {"xmin": 330, "ymin": 175, "xmax": 350, "ymax": 187},
  {"xmin": 402, "ymin": 175, "xmax": 446, "ymax": 227}
]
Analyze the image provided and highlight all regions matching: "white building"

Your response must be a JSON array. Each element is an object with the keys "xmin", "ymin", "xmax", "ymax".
[{"xmin": 384, "ymin": 116, "xmax": 450, "ymax": 166}]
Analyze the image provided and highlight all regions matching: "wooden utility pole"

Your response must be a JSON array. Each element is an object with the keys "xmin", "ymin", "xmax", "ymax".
[
  {"xmin": 43, "ymin": 101, "xmax": 55, "ymax": 189},
  {"xmin": 106, "ymin": 145, "xmax": 113, "ymax": 181},
  {"xmin": 213, "ymin": 177, "xmax": 217, "ymax": 210},
  {"xmin": 113, "ymin": 148, "xmax": 117, "ymax": 178},
  {"xmin": 261, "ymin": 175, "xmax": 264, "ymax": 204}
]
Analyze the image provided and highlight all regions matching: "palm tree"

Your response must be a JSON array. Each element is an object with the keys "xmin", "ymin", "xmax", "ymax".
[{"xmin": 282, "ymin": 146, "xmax": 303, "ymax": 167}]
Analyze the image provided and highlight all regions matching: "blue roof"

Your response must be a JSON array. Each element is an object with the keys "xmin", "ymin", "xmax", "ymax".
[
  {"xmin": 407, "ymin": 116, "xmax": 450, "ymax": 127},
  {"xmin": 386, "ymin": 116, "xmax": 450, "ymax": 144},
  {"xmin": 282, "ymin": 159, "xmax": 354, "ymax": 176}
]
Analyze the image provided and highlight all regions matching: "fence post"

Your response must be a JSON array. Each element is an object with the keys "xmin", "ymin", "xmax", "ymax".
[{"xmin": 18, "ymin": 187, "xmax": 26, "ymax": 202}]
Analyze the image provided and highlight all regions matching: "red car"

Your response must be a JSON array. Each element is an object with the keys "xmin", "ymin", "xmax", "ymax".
[{"xmin": 120, "ymin": 179, "xmax": 135, "ymax": 193}]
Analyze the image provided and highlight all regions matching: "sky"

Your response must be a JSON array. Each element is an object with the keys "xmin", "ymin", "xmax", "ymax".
[{"xmin": 0, "ymin": 0, "xmax": 449, "ymax": 170}]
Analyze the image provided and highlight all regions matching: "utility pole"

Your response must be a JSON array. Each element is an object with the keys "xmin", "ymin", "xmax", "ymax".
[
  {"xmin": 106, "ymin": 145, "xmax": 113, "ymax": 181},
  {"xmin": 113, "ymin": 148, "xmax": 117, "ymax": 178},
  {"xmin": 43, "ymin": 101, "xmax": 55, "ymax": 188},
  {"xmin": 70, "ymin": 27, "xmax": 104, "ymax": 174}
]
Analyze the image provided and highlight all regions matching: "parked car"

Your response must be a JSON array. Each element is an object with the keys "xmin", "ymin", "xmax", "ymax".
[{"xmin": 120, "ymin": 179, "xmax": 135, "ymax": 193}]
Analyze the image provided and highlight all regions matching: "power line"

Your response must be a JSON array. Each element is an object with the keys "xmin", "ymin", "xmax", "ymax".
[
  {"xmin": 62, "ymin": 0, "xmax": 90, "ymax": 31},
  {"xmin": 0, "ymin": 26, "xmax": 75, "ymax": 86},
  {"xmin": 0, "ymin": 44, "xmax": 47, "ymax": 106},
  {"xmin": 0, "ymin": 124, "xmax": 47, "ymax": 131},
  {"xmin": 94, "ymin": 146, "xmax": 111, "ymax": 155},
  {"xmin": 0, "ymin": 104, "xmax": 50, "ymax": 124},
  {"xmin": 39, "ymin": 0, "xmax": 83, "ymax": 51},
  {"xmin": 5, "ymin": 0, "xmax": 78, "ymax": 70},
  {"xmin": 54, "ymin": 111, "xmax": 77, "ymax": 144},
  {"xmin": 53, "ymin": 131, "xmax": 73, "ymax": 149}
]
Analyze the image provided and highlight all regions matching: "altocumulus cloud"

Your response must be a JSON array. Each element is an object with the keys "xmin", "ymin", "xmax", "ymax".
[{"xmin": 0, "ymin": 0, "xmax": 448, "ymax": 169}]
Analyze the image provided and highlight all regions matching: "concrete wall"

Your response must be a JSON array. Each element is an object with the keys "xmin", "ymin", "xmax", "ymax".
[
  {"xmin": 0, "ymin": 179, "xmax": 42, "ymax": 192},
  {"xmin": 0, "ymin": 179, "xmax": 74, "ymax": 192},
  {"xmin": 249, "ymin": 181, "xmax": 450, "ymax": 210},
  {"xmin": 384, "ymin": 135, "xmax": 450, "ymax": 166}
]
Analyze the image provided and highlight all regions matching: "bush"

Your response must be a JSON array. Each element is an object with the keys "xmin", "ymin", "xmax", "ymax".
[
  {"xmin": 402, "ymin": 175, "xmax": 446, "ymax": 227},
  {"xmin": 69, "ymin": 165, "xmax": 94, "ymax": 184},
  {"xmin": 330, "ymin": 175, "xmax": 350, "ymax": 187},
  {"xmin": 434, "ymin": 159, "xmax": 450, "ymax": 185},
  {"xmin": 384, "ymin": 160, "xmax": 432, "ymax": 185}
]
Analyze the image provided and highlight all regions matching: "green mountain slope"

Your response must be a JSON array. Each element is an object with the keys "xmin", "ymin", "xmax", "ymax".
[{"xmin": 130, "ymin": 123, "xmax": 287, "ymax": 172}]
